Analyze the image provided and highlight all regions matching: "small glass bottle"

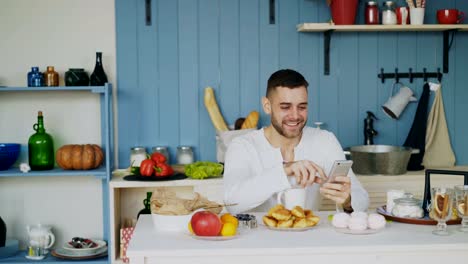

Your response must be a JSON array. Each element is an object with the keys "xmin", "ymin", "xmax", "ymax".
[
  {"xmin": 44, "ymin": 66, "xmax": 59, "ymax": 86},
  {"xmin": 90, "ymin": 52, "xmax": 108, "ymax": 86},
  {"xmin": 130, "ymin": 147, "xmax": 147, "ymax": 167},
  {"xmin": 365, "ymin": 1, "xmax": 379, "ymax": 25},
  {"xmin": 382, "ymin": 1, "xmax": 397, "ymax": 25},
  {"xmin": 151, "ymin": 146, "xmax": 170, "ymax": 164},
  {"xmin": 176, "ymin": 146, "xmax": 194, "ymax": 165},
  {"xmin": 28, "ymin": 111, "xmax": 55, "ymax": 170},
  {"xmin": 137, "ymin": 192, "xmax": 152, "ymax": 219},
  {"xmin": 27, "ymin": 67, "xmax": 40, "ymax": 87}
]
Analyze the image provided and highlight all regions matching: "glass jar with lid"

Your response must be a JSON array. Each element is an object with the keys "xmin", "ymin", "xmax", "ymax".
[
  {"xmin": 151, "ymin": 146, "xmax": 170, "ymax": 164},
  {"xmin": 365, "ymin": 1, "xmax": 379, "ymax": 25},
  {"xmin": 381, "ymin": 1, "xmax": 397, "ymax": 25},
  {"xmin": 392, "ymin": 197, "xmax": 424, "ymax": 218},
  {"xmin": 130, "ymin": 147, "xmax": 147, "ymax": 167},
  {"xmin": 176, "ymin": 146, "xmax": 194, "ymax": 165}
]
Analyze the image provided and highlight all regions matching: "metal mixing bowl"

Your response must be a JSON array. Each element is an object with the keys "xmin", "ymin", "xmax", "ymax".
[{"xmin": 345, "ymin": 145, "xmax": 419, "ymax": 175}]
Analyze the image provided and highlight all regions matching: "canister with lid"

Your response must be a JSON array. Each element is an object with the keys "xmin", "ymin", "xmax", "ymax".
[
  {"xmin": 392, "ymin": 197, "xmax": 424, "ymax": 218},
  {"xmin": 130, "ymin": 147, "xmax": 147, "ymax": 167},
  {"xmin": 365, "ymin": 1, "xmax": 379, "ymax": 25},
  {"xmin": 382, "ymin": 1, "xmax": 397, "ymax": 25},
  {"xmin": 176, "ymin": 146, "xmax": 194, "ymax": 165}
]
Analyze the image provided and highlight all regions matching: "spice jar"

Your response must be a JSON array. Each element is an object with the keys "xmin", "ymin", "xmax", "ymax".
[
  {"xmin": 382, "ymin": 1, "xmax": 397, "ymax": 25},
  {"xmin": 130, "ymin": 147, "xmax": 147, "ymax": 167},
  {"xmin": 392, "ymin": 197, "xmax": 424, "ymax": 218},
  {"xmin": 151, "ymin": 146, "xmax": 170, "ymax": 164},
  {"xmin": 176, "ymin": 146, "xmax": 194, "ymax": 165},
  {"xmin": 365, "ymin": 1, "xmax": 379, "ymax": 25}
]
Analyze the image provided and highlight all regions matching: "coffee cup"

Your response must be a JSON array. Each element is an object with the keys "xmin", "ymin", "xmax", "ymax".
[
  {"xmin": 277, "ymin": 188, "xmax": 306, "ymax": 210},
  {"xmin": 396, "ymin": 7, "xmax": 410, "ymax": 25},
  {"xmin": 437, "ymin": 9, "xmax": 465, "ymax": 24},
  {"xmin": 382, "ymin": 83, "xmax": 417, "ymax": 119}
]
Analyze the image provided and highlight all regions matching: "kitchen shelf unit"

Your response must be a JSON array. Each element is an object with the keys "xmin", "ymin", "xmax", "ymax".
[
  {"xmin": 297, "ymin": 23, "xmax": 468, "ymax": 75},
  {"xmin": 0, "ymin": 84, "xmax": 113, "ymax": 264}
]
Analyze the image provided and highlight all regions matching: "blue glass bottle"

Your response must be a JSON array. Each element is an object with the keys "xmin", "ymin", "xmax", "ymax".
[
  {"xmin": 27, "ymin": 67, "xmax": 40, "ymax": 87},
  {"xmin": 31, "ymin": 70, "xmax": 44, "ymax": 87}
]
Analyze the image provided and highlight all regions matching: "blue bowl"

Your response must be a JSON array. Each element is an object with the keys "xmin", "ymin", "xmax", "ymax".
[{"xmin": 0, "ymin": 143, "xmax": 21, "ymax": 170}]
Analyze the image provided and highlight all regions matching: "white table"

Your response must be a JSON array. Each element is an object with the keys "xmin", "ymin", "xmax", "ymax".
[{"xmin": 126, "ymin": 213, "xmax": 468, "ymax": 264}]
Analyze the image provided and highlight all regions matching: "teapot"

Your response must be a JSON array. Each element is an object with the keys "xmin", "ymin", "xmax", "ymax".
[{"xmin": 26, "ymin": 224, "xmax": 55, "ymax": 250}]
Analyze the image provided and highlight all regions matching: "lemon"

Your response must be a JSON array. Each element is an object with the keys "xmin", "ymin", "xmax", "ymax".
[
  {"xmin": 220, "ymin": 222, "xmax": 237, "ymax": 236},
  {"xmin": 188, "ymin": 222, "xmax": 194, "ymax": 234},
  {"xmin": 220, "ymin": 213, "xmax": 239, "ymax": 228}
]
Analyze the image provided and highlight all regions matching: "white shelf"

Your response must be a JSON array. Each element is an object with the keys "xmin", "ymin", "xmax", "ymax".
[
  {"xmin": 110, "ymin": 174, "xmax": 223, "ymax": 188},
  {"xmin": 297, "ymin": 23, "xmax": 468, "ymax": 32}
]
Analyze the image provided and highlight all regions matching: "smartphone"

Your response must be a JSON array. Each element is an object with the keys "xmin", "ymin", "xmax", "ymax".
[{"xmin": 325, "ymin": 160, "xmax": 353, "ymax": 183}]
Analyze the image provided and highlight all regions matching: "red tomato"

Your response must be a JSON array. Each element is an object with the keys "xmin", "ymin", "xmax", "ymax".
[{"xmin": 190, "ymin": 211, "xmax": 222, "ymax": 236}]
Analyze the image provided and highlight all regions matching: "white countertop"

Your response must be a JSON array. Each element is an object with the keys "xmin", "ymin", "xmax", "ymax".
[{"xmin": 126, "ymin": 213, "xmax": 468, "ymax": 264}]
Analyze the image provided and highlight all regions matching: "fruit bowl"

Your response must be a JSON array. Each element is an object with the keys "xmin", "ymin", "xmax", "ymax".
[
  {"xmin": 152, "ymin": 212, "xmax": 195, "ymax": 232},
  {"xmin": 0, "ymin": 143, "xmax": 20, "ymax": 170},
  {"xmin": 62, "ymin": 238, "xmax": 106, "ymax": 256}
]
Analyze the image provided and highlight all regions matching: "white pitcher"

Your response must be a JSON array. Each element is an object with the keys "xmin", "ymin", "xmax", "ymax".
[
  {"xmin": 382, "ymin": 83, "xmax": 417, "ymax": 119},
  {"xmin": 26, "ymin": 224, "xmax": 55, "ymax": 250}
]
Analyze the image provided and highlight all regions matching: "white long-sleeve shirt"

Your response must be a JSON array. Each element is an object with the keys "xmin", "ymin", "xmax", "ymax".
[{"xmin": 223, "ymin": 127, "xmax": 369, "ymax": 214}]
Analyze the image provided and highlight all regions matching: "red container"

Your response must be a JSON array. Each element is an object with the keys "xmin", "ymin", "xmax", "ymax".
[
  {"xmin": 331, "ymin": 0, "xmax": 359, "ymax": 25},
  {"xmin": 437, "ymin": 9, "xmax": 465, "ymax": 24},
  {"xmin": 365, "ymin": 1, "xmax": 379, "ymax": 25}
]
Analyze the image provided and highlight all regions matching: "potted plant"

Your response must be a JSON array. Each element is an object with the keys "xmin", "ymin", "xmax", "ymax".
[{"xmin": 327, "ymin": 0, "xmax": 359, "ymax": 25}]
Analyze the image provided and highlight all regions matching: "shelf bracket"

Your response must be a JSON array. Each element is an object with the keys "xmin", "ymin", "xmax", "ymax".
[
  {"xmin": 442, "ymin": 30, "xmax": 457, "ymax": 74},
  {"xmin": 324, "ymin": 30, "xmax": 333, "ymax": 75}
]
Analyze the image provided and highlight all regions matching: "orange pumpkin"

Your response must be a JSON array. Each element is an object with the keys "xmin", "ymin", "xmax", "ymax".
[{"xmin": 56, "ymin": 144, "xmax": 104, "ymax": 170}]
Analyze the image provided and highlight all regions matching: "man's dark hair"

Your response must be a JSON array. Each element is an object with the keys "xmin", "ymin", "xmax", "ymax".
[{"xmin": 266, "ymin": 69, "xmax": 309, "ymax": 97}]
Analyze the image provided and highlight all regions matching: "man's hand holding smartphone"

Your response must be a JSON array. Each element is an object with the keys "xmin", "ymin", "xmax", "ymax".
[{"xmin": 320, "ymin": 160, "xmax": 353, "ymax": 207}]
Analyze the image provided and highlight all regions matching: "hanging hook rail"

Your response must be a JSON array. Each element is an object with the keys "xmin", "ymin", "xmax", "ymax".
[{"xmin": 378, "ymin": 68, "xmax": 442, "ymax": 83}]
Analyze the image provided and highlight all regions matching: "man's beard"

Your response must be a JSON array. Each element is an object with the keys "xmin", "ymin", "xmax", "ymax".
[{"xmin": 271, "ymin": 116, "xmax": 306, "ymax": 139}]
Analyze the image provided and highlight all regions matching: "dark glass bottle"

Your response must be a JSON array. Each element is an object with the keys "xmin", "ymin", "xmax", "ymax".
[
  {"xmin": 137, "ymin": 192, "xmax": 153, "ymax": 219},
  {"xmin": 0, "ymin": 216, "xmax": 6, "ymax": 247},
  {"xmin": 27, "ymin": 67, "xmax": 43, "ymax": 87},
  {"xmin": 44, "ymin": 66, "xmax": 59, "ymax": 86},
  {"xmin": 90, "ymin": 52, "xmax": 108, "ymax": 86},
  {"xmin": 28, "ymin": 111, "xmax": 55, "ymax": 170}
]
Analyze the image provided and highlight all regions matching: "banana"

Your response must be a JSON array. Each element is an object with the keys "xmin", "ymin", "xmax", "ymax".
[{"xmin": 204, "ymin": 87, "xmax": 229, "ymax": 132}]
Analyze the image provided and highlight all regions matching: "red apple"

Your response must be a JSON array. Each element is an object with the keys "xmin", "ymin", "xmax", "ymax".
[{"xmin": 190, "ymin": 211, "xmax": 222, "ymax": 236}]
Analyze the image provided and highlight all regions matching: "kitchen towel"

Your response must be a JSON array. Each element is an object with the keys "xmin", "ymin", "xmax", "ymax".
[
  {"xmin": 422, "ymin": 83, "xmax": 456, "ymax": 167},
  {"xmin": 403, "ymin": 82, "xmax": 430, "ymax": 171}
]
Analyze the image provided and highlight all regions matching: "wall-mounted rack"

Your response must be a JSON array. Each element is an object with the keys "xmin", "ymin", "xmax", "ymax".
[
  {"xmin": 297, "ymin": 23, "xmax": 468, "ymax": 76},
  {"xmin": 378, "ymin": 67, "xmax": 443, "ymax": 83}
]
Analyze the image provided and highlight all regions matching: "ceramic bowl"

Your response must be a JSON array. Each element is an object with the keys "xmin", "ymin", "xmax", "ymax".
[{"xmin": 62, "ymin": 239, "xmax": 106, "ymax": 256}]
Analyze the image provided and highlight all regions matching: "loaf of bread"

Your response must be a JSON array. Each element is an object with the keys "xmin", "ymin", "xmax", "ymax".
[
  {"xmin": 204, "ymin": 87, "xmax": 229, "ymax": 131},
  {"xmin": 241, "ymin": 111, "xmax": 259, "ymax": 129}
]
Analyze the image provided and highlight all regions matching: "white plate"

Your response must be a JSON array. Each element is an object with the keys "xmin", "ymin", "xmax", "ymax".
[
  {"xmin": 333, "ymin": 226, "xmax": 385, "ymax": 235},
  {"xmin": 62, "ymin": 240, "xmax": 106, "ymax": 256},
  {"xmin": 263, "ymin": 225, "xmax": 317, "ymax": 232},
  {"xmin": 188, "ymin": 233, "xmax": 238, "ymax": 241},
  {"xmin": 54, "ymin": 246, "xmax": 108, "ymax": 258}
]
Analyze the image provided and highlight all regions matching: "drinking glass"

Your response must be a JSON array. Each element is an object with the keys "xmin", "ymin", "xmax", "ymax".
[
  {"xmin": 455, "ymin": 185, "xmax": 468, "ymax": 232},
  {"xmin": 430, "ymin": 187, "xmax": 453, "ymax": 236}
]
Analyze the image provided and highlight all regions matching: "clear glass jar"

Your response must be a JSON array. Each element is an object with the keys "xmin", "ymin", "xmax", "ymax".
[
  {"xmin": 151, "ymin": 146, "xmax": 170, "ymax": 164},
  {"xmin": 382, "ymin": 1, "xmax": 397, "ymax": 25},
  {"xmin": 365, "ymin": 1, "xmax": 379, "ymax": 25},
  {"xmin": 176, "ymin": 146, "xmax": 194, "ymax": 165},
  {"xmin": 392, "ymin": 197, "xmax": 424, "ymax": 218},
  {"xmin": 130, "ymin": 147, "xmax": 147, "ymax": 167}
]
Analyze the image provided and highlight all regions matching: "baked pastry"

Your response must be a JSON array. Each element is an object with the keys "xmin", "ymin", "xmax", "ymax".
[
  {"xmin": 368, "ymin": 213, "xmax": 386, "ymax": 229},
  {"xmin": 263, "ymin": 215, "xmax": 278, "ymax": 227},
  {"xmin": 241, "ymin": 111, "xmax": 259, "ymax": 129},
  {"xmin": 267, "ymin": 204, "xmax": 285, "ymax": 217},
  {"xmin": 293, "ymin": 218, "xmax": 308, "ymax": 228},
  {"xmin": 304, "ymin": 209, "xmax": 313, "ymax": 217},
  {"xmin": 306, "ymin": 215, "xmax": 320, "ymax": 226},
  {"xmin": 272, "ymin": 209, "xmax": 292, "ymax": 221},
  {"xmin": 291, "ymin": 206, "xmax": 305, "ymax": 218},
  {"xmin": 348, "ymin": 216, "xmax": 367, "ymax": 231},
  {"xmin": 277, "ymin": 219, "xmax": 294, "ymax": 228}
]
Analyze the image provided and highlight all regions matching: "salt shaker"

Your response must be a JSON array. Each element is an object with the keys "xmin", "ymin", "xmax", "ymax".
[{"xmin": 382, "ymin": 1, "xmax": 397, "ymax": 25}]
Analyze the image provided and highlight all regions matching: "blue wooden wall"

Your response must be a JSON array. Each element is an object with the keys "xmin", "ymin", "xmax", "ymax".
[{"xmin": 116, "ymin": 0, "xmax": 468, "ymax": 168}]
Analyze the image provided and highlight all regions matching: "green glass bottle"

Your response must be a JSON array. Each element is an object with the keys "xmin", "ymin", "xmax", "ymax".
[{"xmin": 28, "ymin": 111, "xmax": 54, "ymax": 170}]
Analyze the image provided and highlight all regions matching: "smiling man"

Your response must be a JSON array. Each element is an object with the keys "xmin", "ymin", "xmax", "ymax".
[{"xmin": 224, "ymin": 69, "xmax": 369, "ymax": 214}]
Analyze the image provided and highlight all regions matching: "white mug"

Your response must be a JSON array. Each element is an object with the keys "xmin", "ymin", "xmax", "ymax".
[
  {"xmin": 410, "ymin": 7, "xmax": 425, "ymax": 25},
  {"xmin": 277, "ymin": 188, "xmax": 306, "ymax": 210},
  {"xmin": 382, "ymin": 84, "xmax": 417, "ymax": 119}
]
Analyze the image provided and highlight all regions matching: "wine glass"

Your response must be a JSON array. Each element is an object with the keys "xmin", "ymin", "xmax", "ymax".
[
  {"xmin": 430, "ymin": 187, "xmax": 453, "ymax": 236},
  {"xmin": 455, "ymin": 185, "xmax": 468, "ymax": 232}
]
